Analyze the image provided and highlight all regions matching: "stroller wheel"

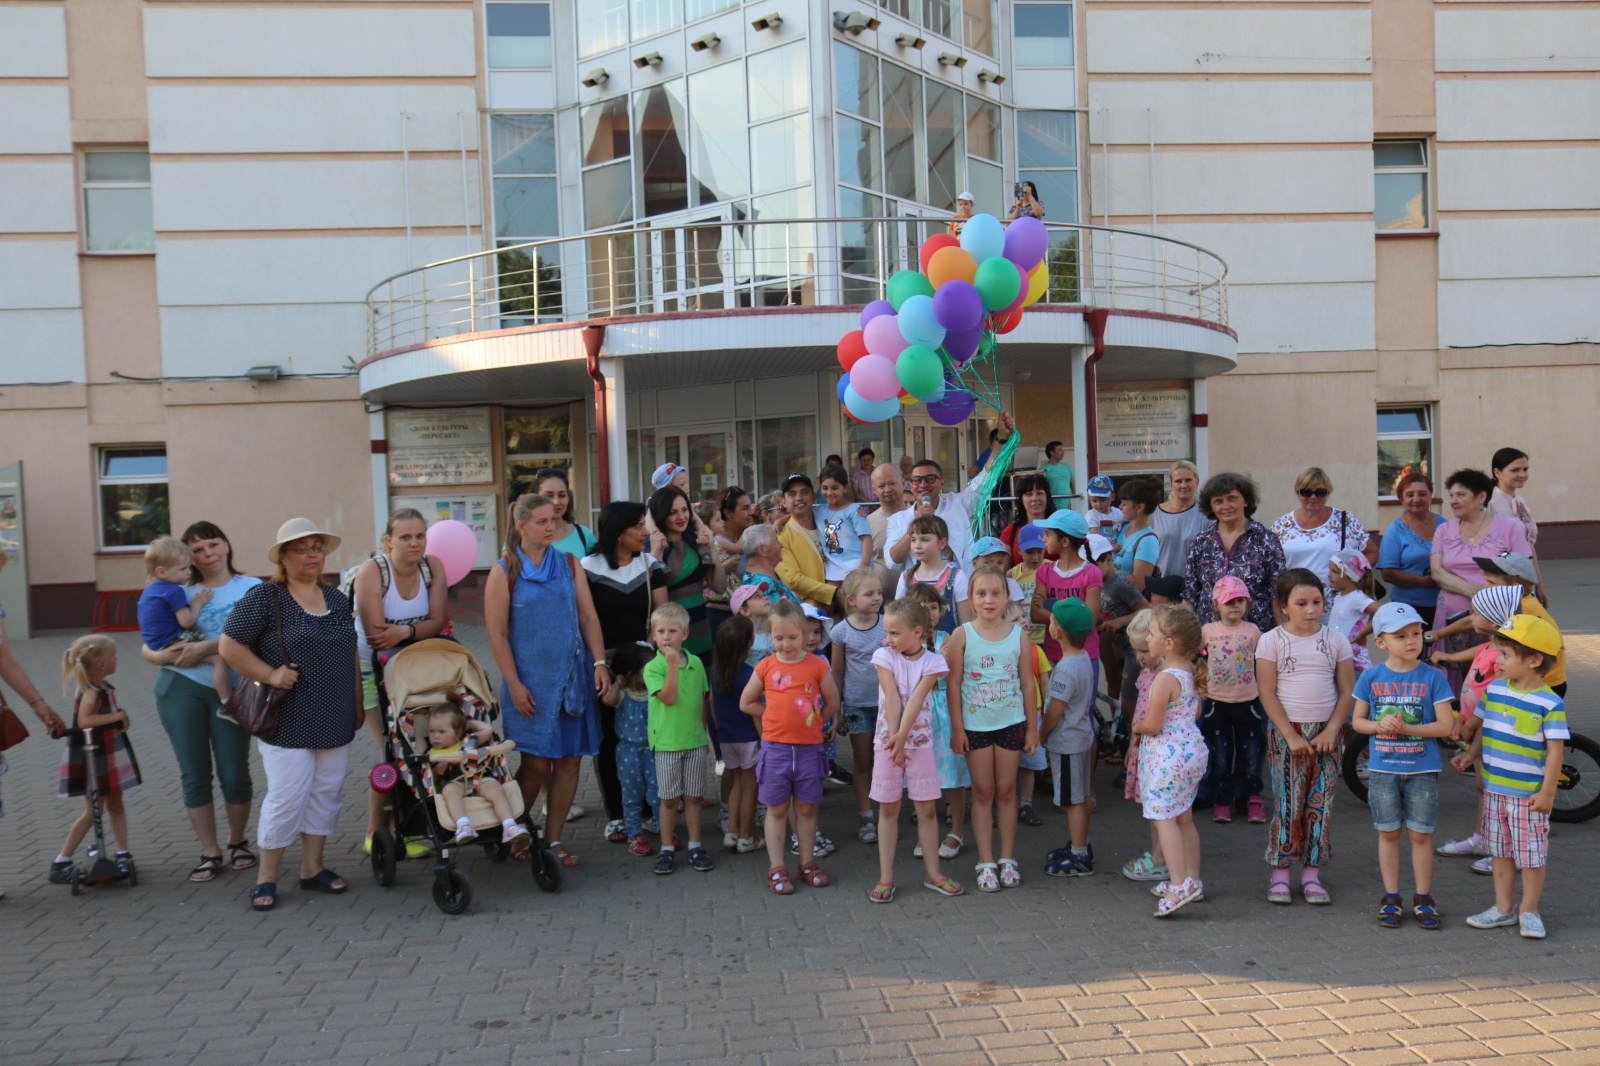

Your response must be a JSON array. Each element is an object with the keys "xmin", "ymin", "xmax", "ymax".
[
  {"xmin": 432, "ymin": 868, "xmax": 473, "ymax": 915},
  {"xmin": 370, "ymin": 828, "xmax": 399, "ymax": 887},
  {"xmin": 532, "ymin": 848, "xmax": 563, "ymax": 894}
]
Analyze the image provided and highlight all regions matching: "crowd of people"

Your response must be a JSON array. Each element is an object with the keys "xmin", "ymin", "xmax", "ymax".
[{"xmin": 0, "ymin": 434, "xmax": 1569, "ymax": 933}]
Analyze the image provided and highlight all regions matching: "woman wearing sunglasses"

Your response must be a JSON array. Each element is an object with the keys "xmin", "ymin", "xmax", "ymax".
[{"xmin": 1271, "ymin": 468, "xmax": 1370, "ymax": 617}]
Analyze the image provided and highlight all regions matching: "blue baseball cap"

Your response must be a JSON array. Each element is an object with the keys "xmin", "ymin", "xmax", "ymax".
[
  {"xmin": 971, "ymin": 536, "xmax": 1010, "ymax": 561},
  {"xmin": 1036, "ymin": 508, "xmax": 1088, "ymax": 538},
  {"xmin": 1086, "ymin": 474, "xmax": 1115, "ymax": 498},
  {"xmin": 1016, "ymin": 524, "xmax": 1046, "ymax": 552},
  {"xmin": 1372, "ymin": 601, "xmax": 1425, "ymax": 636}
]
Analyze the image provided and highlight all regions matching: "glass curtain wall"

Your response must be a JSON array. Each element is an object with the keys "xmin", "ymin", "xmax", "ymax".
[
  {"xmin": 1017, "ymin": 111, "xmax": 1081, "ymax": 299},
  {"xmin": 490, "ymin": 114, "xmax": 560, "ymax": 325},
  {"xmin": 876, "ymin": 0, "xmax": 995, "ymax": 55}
]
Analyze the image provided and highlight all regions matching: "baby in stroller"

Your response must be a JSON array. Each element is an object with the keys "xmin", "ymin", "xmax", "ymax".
[{"xmin": 424, "ymin": 702, "xmax": 531, "ymax": 846}]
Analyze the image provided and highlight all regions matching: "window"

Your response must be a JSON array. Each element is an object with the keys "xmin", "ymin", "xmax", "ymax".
[
  {"xmin": 1377, "ymin": 406, "xmax": 1433, "ymax": 500},
  {"xmin": 492, "ymin": 114, "xmax": 557, "ymax": 240},
  {"xmin": 882, "ymin": 62, "xmax": 924, "ymax": 203},
  {"xmin": 635, "ymin": 81, "xmax": 689, "ymax": 217},
  {"xmin": 750, "ymin": 115, "xmax": 809, "ymax": 193},
  {"xmin": 1374, "ymin": 140, "xmax": 1429, "ymax": 231},
  {"xmin": 1014, "ymin": 2, "xmax": 1073, "ymax": 67},
  {"xmin": 961, "ymin": 0, "xmax": 996, "ymax": 55},
  {"xmin": 98, "ymin": 447, "xmax": 168, "ymax": 549},
  {"xmin": 755, "ymin": 416, "xmax": 816, "ymax": 495},
  {"xmin": 486, "ymin": 2, "xmax": 551, "ymax": 69},
  {"xmin": 504, "ymin": 406, "xmax": 573, "ymax": 500},
  {"xmin": 926, "ymin": 82, "xmax": 963, "ymax": 211},
  {"xmin": 1018, "ymin": 111, "xmax": 1080, "ymax": 299},
  {"xmin": 631, "ymin": 0, "xmax": 680, "ymax": 41},
  {"xmin": 82, "ymin": 151, "xmax": 154, "ymax": 253},
  {"xmin": 685, "ymin": 0, "xmax": 736, "ymax": 20},
  {"xmin": 579, "ymin": 0, "xmax": 628, "ymax": 56},
  {"xmin": 687, "ymin": 61, "xmax": 747, "ymax": 206},
  {"xmin": 582, "ymin": 96, "xmax": 633, "ymax": 229},
  {"xmin": 748, "ymin": 41, "xmax": 808, "ymax": 123}
]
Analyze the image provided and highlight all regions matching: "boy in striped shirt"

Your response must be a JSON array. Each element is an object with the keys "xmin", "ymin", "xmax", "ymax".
[{"xmin": 1453, "ymin": 615, "xmax": 1566, "ymax": 939}]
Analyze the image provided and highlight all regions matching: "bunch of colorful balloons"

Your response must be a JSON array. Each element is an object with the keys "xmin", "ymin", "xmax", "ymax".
[{"xmin": 835, "ymin": 214, "xmax": 1051, "ymax": 425}]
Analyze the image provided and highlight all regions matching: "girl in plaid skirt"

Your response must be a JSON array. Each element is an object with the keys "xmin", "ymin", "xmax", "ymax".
[{"xmin": 48, "ymin": 636, "xmax": 142, "ymax": 885}]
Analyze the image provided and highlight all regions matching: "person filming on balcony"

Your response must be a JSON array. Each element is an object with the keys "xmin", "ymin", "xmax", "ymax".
[
  {"xmin": 1006, "ymin": 181, "xmax": 1046, "ymax": 221},
  {"xmin": 887, "ymin": 412, "xmax": 1015, "ymax": 571}
]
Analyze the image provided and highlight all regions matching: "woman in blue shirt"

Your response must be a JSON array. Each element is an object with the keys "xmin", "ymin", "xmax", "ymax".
[
  {"xmin": 1377, "ymin": 472, "xmax": 1445, "ymax": 616},
  {"xmin": 536, "ymin": 469, "xmax": 597, "ymax": 558},
  {"xmin": 1112, "ymin": 476, "xmax": 1163, "ymax": 592}
]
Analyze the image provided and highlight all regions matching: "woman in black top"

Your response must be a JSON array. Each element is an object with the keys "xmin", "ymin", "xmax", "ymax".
[
  {"xmin": 579, "ymin": 502, "xmax": 668, "ymax": 842},
  {"xmin": 221, "ymin": 518, "xmax": 360, "ymax": 911}
]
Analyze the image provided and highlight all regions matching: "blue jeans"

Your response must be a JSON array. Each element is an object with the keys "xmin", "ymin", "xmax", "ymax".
[
  {"xmin": 1197, "ymin": 697, "xmax": 1266, "ymax": 807},
  {"xmin": 616, "ymin": 739, "xmax": 659, "ymax": 838}
]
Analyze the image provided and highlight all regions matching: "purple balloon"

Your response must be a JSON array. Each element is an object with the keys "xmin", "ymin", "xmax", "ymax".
[
  {"xmin": 1003, "ymin": 216, "xmax": 1048, "ymax": 271},
  {"xmin": 859, "ymin": 299, "xmax": 895, "ymax": 330},
  {"xmin": 943, "ymin": 326, "xmax": 983, "ymax": 362},
  {"xmin": 863, "ymin": 313, "xmax": 908, "ymax": 358},
  {"xmin": 931, "ymin": 280, "xmax": 984, "ymax": 333},
  {"xmin": 927, "ymin": 388, "xmax": 976, "ymax": 426}
]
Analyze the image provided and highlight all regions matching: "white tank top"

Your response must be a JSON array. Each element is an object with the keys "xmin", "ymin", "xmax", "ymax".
[{"xmin": 353, "ymin": 554, "xmax": 432, "ymax": 659}]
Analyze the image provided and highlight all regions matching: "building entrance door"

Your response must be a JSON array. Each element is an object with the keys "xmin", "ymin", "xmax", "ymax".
[
  {"xmin": 644, "ymin": 207, "xmax": 737, "ymax": 312},
  {"xmin": 658, "ymin": 425, "xmax": 731, "ymax": 504}
]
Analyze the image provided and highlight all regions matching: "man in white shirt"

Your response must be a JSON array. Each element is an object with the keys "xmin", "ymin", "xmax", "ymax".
[
  {"xmin": 864, "ymin": 461, "xmax": 906, "ymax": 588},
  {"xmin": 886, "ymin": 411, "xmax": 1014, "ymax": 571}
]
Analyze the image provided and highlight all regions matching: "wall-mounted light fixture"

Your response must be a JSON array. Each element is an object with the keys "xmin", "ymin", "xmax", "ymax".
[
  {"xmin": 937, "ymin": 52, "xmax": 967, "ymax": 68},
  {"xmin": 632, "ymin": 51, "xmax": 663, "ymax": 69},
  {"xmin": 751, "ymin": 11, "xmax": 782, "ymax": 31},
  {"xmin": 894, "ymin": 32, "xmax": 926, "ymax": 49},
  {"xmin": 977, "ymin": 67, "xmax": 1005, "ymax": 84},
  {"xmin": 580, "ymin": 67, "xmax": 609, "ymax": 87},
  {"xmin": 690, "ymin": 32, "xmax": 720, "ymax": 52},
  {"xmin": 832, "ymin": 11, "xmax": 881, "ymax": 35}
]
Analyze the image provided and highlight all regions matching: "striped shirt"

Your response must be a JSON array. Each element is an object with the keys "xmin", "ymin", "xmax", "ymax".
[{"xmin": 1475, "ymin": 679, "xmax": 1568, "ymax": 797}]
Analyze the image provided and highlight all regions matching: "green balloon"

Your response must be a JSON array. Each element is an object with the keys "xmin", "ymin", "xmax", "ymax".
[
  {"xmin": 895, "ymin": 345, "xmax": 944, "ymax": 400},
  {"xmin": 978, "ymin": 332, "xmax": 996, "ymax": 356},
  {"xmin": 886, "ymin": 270, "xmax": 935, "ymax": 310},
  {"xmin": 974, "ymin": 256, "xmax": 1022, "ymax": 311}
]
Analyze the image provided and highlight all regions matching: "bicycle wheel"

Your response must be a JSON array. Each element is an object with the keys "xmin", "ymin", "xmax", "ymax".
[
  {"xmin": 1552, "ymin": 731, "xmax": 1600, "ymax": 824},
  {"xmin": 1341, "ymin": 733, "xmax": 1370, "ymax": 804}
]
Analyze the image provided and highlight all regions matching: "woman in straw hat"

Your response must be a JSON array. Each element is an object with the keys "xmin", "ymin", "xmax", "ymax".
[{"xmin": 221, "ymin": 518, "xmax": 360, "ymax": 911}]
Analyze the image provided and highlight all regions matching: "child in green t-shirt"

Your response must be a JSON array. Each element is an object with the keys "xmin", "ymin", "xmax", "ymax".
[{"xmin": 642, "ymin": 603, "xmax": 714, "ymax": 876}]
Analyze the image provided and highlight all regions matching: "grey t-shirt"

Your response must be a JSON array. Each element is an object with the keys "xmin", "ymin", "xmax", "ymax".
[
  {"xmin": 830, "ymin": 616, "xmax": 886, "ymax": 708},
  {"xmin": 1152, "ymin": 504, "xmax": 1211, "ymax": 580},
  {"xmin": 1044, "ymin": 652, "xmax": 1096, "ymax": 754}
]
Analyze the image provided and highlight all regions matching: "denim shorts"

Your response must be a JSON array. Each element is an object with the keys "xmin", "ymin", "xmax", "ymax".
[
  {"xmin": 843, "ymin": 704, "xmax": 878, "ymax": 736},
  {"xmin": 1367, "ymin": 770, "xmax": 1440, "ymax": 833}
]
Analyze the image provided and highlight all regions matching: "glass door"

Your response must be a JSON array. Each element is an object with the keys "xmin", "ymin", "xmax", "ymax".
[
  {"xmin": 658, "ymin": 424, "xmax": 731, "ymax": 504},
  {"xmin": 888, "ymin": 201, "xmax": 947, "ymax": 275},
  {"xmin": 645, "ymin": 206, "xmax": 736, "ymax": 312}
]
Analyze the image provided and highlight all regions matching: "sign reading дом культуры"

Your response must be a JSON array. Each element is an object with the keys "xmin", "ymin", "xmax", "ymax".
[
  {"xmin": 387, "ymin": 408, "xmax": 493, "ymax": 486},
  {"xmin": 1097, "ymin": 388, "xmax": 1193, "ymax": 464}
]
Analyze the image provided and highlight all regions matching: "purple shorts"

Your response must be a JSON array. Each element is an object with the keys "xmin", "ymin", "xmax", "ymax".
[{"xmin": 755, "ymin": 741, "xmax": 826, "ymax": 807}]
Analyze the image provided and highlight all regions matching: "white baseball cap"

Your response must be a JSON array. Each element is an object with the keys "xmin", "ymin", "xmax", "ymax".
[{"xmin": 956, "ymin": 191, "xmax": 974, "ymax": 202}]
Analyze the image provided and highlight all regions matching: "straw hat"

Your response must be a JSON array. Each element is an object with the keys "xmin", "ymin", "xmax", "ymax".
[{"xmin": 267, "ymin": 517, "xmax": 342, "ymax": 563}]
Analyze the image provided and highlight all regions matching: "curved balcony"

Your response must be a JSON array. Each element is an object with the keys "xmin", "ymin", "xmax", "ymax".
[{"xmin": 359, "ymin": 217, "xmax": 1236, "ymax": 402}]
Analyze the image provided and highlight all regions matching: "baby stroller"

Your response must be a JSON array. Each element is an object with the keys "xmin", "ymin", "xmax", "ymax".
[{"xmin": 368, "ymin": 638, "xmax": 562, "ymax": 913}]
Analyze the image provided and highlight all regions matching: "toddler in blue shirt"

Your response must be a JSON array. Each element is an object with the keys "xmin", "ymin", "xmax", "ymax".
[{"xmin": 137, "ymin": 537, "xmax": 231, "ymax": 705}]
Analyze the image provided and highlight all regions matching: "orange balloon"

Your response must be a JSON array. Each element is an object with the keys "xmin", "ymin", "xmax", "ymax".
[
  {"xmin": 919, "ymin": 233, "xmax": 960, "ymax": 274},
  {"xmin": 926, "ymin": 246, "xmax": 977, "ymax": 288}
]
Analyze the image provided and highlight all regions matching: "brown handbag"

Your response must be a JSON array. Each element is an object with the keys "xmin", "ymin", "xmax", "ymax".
[
  {"xmin": 221, "ymin": 582, "xmax": 289, "ymax": 739},
  {"xmin": 0, "ymin": 701, "xmax": 28, "ymax": 750}
]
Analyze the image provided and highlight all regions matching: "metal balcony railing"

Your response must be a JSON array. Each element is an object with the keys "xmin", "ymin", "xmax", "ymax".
[{"xmin": 365, "ymin": 217, "xmax": 1229, "ymax": 357}]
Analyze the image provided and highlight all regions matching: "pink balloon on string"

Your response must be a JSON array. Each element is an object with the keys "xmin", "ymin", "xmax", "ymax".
[{"xmin": 863, "ymin": 313, "xmax": 909, "ymax": 358}]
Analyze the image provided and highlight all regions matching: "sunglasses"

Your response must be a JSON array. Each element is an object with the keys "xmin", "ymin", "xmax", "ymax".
[{"xmin": 1298, "ymin": 487, "xmax": 1329, "ymax": 498}]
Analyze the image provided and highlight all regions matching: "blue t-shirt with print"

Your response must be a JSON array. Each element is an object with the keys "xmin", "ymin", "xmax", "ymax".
[
  {"xmin": 813, "ymin": 501, "xmax": 873, "ymax": 580},
  {"xmin": 1354, "ymin": 661, "xmax": 1453, "ymax": 774},
  {"xmin": 1112, "ymin": 526, "xmax": 1160, "ymax": 577},
  {"xmin": 162, "ymin": 574, "xmax": 262, "ymax": 689}
]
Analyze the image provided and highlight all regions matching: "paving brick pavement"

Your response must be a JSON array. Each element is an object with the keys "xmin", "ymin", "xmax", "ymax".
[{"xmin": 3, "ymin": 561, "xmax": 1600, "ymax": 1065}]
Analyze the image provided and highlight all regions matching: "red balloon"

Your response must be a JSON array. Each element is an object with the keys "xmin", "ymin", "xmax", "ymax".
[
  {"xmin": 837, "ymin": 330, "xmax": 869, "ymax": 371},
  {"xmin": 993, "ymin": 307, "xmax": 1023, "ymax": 334},
  {"xmin": 919, "ymin": 233, "xmax": 960, "ymax": 274}
]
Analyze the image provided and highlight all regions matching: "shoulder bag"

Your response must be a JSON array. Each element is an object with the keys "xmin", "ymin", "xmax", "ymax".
[
  {"xmin": 221, "ymin": 583, "xmax": 289, "ymax": 739},
  {"xmin": 0, "ymin": 697, "xmax": 28, "ymax": 750}
]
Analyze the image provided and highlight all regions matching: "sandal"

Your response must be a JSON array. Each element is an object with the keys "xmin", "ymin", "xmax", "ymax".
[
  {"xmin": 938, "ymin": 833, "xmax": 963, "ymax": 859},
  {"xmin": 797, "ymin": 861, "xmax": 831, "ymax": 888},
  {"xmin": 549, "ymin": 843, "xmax": 579, "ymax": 868},
  {"xmin": 975, "ymin": 862, "xmax": 1001, "ymax": 893},
  {"xmin": 1267, "ymin": 874, "xmax": 1292, "ymax": 905},
  {"xmin": 868, "ymin": 881, "xmax": 896, "ymax": 903},
  {"xmin": 226, "ymin": 841, "xmax": 257, "ymax": 871},
  {"xmin": 923, "ymin": 876, "xmax": 964, "ymax": 897},
  {"xmin": 998, "ymin": 857, "xmax": 1021, "ymax": 888},
  {"xmin": 298, "ymin": 869, "xmax": 348, "ymax": 894},
  {"xmin": 1378, "ymin": 893, "xmax": 1403, "ymax": 929},
  {"xmin": 189, "ymin": 854, "xmax": 224, "ymax": 883},
  {"xmin": 510, "ymin": 835, "xmax": 534, "ymax": 862},
  {"xmin": 603, "ymin": 820, "xmax": 628, "ymax": 844},
  {"xmin": 249, "ymin": 881, "xmax": 276, "ymax": 911},
  {"xmin": 1413, "ymin": 893, "xmax": 1442, "ymax": 931},
  {"xmin": 1301, "ymin": 879, "xmax": 1332, "ymax": 905},
  {"xmin": 766, "ymin": 864, "xmax": 795, "ymax": 895}
]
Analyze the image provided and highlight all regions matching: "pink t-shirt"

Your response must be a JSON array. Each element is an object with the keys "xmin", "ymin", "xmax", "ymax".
[
  {"xmin": 1202, "ymin": 620, "xmax": 1261, "ymax": 703},
  {"xmin": 1465, "ymin": 642, "xmax": 1499, "ymax": 698},
  {"xmin": 1430, "ymin": 514, "xmax": 1531, "ymax": 625},
  {"xmin": 1255, "ymin": 624, "xmax": 1352, "ymax": 722},
  {"xmin": 1036, "ymin": 560, "xmax": 1103, "ymax": 661},
  {"xmin": 871, "ymin": 645, "xmax": 949, "ymax": 750}
]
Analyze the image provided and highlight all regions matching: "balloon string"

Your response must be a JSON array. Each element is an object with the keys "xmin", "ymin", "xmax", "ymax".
[{"xmin": 968, "ymin": 430, "xmax": 1020, "ymax": 542}]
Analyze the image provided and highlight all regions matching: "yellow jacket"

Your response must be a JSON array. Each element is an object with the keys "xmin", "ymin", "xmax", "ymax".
[{"xmin": 776, "ymin": 520, "xmax": 836, "ymax": 607}]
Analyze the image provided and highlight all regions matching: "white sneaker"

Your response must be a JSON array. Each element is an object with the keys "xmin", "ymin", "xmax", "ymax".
[
  {"xmin": 454, "ymin": 824, "xmax": 479, "ymax": 844},
  {"xmin": 1465, "ymin": 906, "xmax": 1518, "ymax": 929},
  {"xmin": 723, "ymin": 832, "xmax": 739, "ymax": 850},
  {"xmin": 1519, "ymin": 912, "xmax": 1546, "ymax": 939},
  {"xmin": 503, "ymin": 822, "xmax": 530, "ymax": 843}
]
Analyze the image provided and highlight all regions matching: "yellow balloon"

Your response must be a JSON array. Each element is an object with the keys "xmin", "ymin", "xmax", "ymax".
[{"xmin": 1023, "ymin": 261, "xmax": 1049, "ymax": 306}]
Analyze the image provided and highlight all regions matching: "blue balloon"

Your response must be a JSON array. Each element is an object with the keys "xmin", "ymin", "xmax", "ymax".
[
  {"xmin": 896, "ymin": 294, "xmax": 947, "ymax": 350},
  {"xmin": 836, "ymin": 374, "xmax": 851, "ymax": 404},
  {"xmin": 844, "ymin": 384, "xmax": 902, "ymax": 423},
  {"xmin": 959, "ymin": 213, "xmax": 1005, "ymax": 263}
]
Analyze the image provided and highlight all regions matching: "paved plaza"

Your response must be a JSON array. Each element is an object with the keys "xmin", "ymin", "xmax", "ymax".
[{"xmin": 4, "ymin": 560, "xmax": 1600, "ymax": 1065}]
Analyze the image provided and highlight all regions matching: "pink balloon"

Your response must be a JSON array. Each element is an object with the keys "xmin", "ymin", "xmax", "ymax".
[
  {"xmin": 999, "ymin": 261, "xmax": 1030, "ymax": 316},
  {"xmin": 863, "ymin": 312, "xmax": 909, "ymax": 358},
  {"xmin": 426, "ymin": 519, "xmax": 478, "ymax": 586},
  {"xmin": 850, "ymin": 353, "xmax": 901, "ymax": 402}
]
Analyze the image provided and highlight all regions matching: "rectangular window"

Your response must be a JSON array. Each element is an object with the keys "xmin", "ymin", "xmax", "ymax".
[
  {"xmin": 1017, "ymin": 110, "xmax": 1079, "ymax": 221},
  {"xmin": 836, "ymin": 115, "xmax": 882, "ymax": 191},
  {"xmin": 504, "ymin": 406, "xmax": 574, "ymax": 500},
  {"xmin": 926, "ymin": 82, "xmax": 963, "ymax": 211},
  {"xmin": 962, "ymin": 0, "xmax": 996, "ymax": 55},
  {"xmin": 491, "ymin": 114, "xmax": 557, "ymax": 240},
  {"xmin": 82, "ymin": 150, "xmax": 154, "ymax": 253},
  {"xmin": 1374, "ymin": 140, "xmax": 1429, "ymax": 231},
  {"xmin": 635, "ymin": 81, "xmax": 689, "ymax": 217},
  {"xmin": 834, "ymin": 42, "xmax": 879, "ymax": 122},
  {"xmin": 756, "ymin": 415, "xmax": 816, "ymax": 495},
  {"xmin": 750, "ymin": 114, "xmax": 809, "ymax": 193},
  {"xmin": 688, "ymin": 61, "xmax": 748, "ymax": 206},
  {"xmin": 486, "ymin": 2, "xmax": 551, "ymax": 69},
  {"xmin": 882, "ymin": 62, "xmax": 924, "ymax": 203},
  {"xmin": 686, "ymin": 0, "xmax": 736, "ymax": 20},
  {"xmin": 1014, "ymin": 2, "xmax": 1073, "ymax": 67},
  {"xmin": 580, "ymin": 0, "xmax": 628, "ymax": 57},
  {"xmin": 98, "ymin": 446, "xmax": 169, "ymax": 549},
  {"xmin": 748, "ymin": 40, "xmax": 808, "ymax": 122},
  {"xmin": 631, "ymin": 0, "xmax": 680, "ymax": 41},
  {"xmin": 1377, "ymin": 405, "xmax": 1434, "ymax": 500},
  {"xmin": 582, "ymin": 96, "xmax": 633, "ymax": 228}
]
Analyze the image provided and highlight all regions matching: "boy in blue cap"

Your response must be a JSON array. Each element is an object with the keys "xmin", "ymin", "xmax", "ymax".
[{"xmin": 1085, "ymin": 475, "xmax": 1124, "ymax": 538}]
